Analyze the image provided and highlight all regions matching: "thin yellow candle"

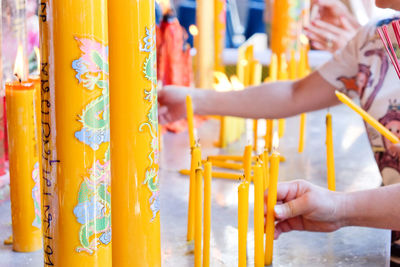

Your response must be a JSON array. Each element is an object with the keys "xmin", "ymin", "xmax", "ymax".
[
  {"xmin": 253, "ymin": 164, "xmax": 264, "ymax": 267},
  {"xmin": 326, "ymin": 113, "xmax": 336, "ymax": 191},
  {"xmin": 186, "ymin": 95, "xmax": 195, "ymax": 148},
  {"xmin": 265, "ymin": 132, "xmax": 280, "ymax": 265},
  {"xmin": 6, "ymin": 80, "xmax": 42, "ymax": 252},
  {"xmin": 208, "ymin": 155, "xmax": 244, "ymax": 161},
  {"xmin": 265, "ymin": 120, "xmax": 273, "ymax": 151},
  {"xmin": 253, "ymin": 120, "xmax": 259, "ymax": 152},
  {"xmin": 278, "ymin": 53, "xmax": 289, "ymax": 80},
  {"xmin": 278, "ymin": 119, "xmax": 285, "ymax": 139},
  {"xmin": 214, "ymin": 0, "xmax": 226, "ymax": 72},
  {"xmin": 196, "ymin": 0, "xmax": 214, "ymax": 88},
  {"xmin": 195, "ymin": 167, "xmax": 203, "ymax": 267},
  {"xmin": 219, "ymin": 116, "xmax": 227, "ymax": 148},
  {"xmin": 243, "ymin": 145, "xmax": 253, "ymax": 181},
  {"xmin": 203, "ymin": 162, "xmax": 212, "ymax": 267},
  {"xmin": 238, "ymin": 180, "xmax": 250, "ymax": 267},
  {"xmin": 298, "ymin": 113, "xmax": 306, "ymax": 153},
  {"xmin": 209, "ymin": 160, "xmax": 243, "ymax": 170},
  {"xmin": 188, "ymin": 147, "xmax": 202, "ymax": 241},
  {"xmin": 180, "ymin": 169, "xmax": 241, "ymax": 180},
  {"xmin": 109, "ymin": 0, "xmax": 160, "ymax": 265},
  {"xmin": 267, "ymin": 53, "xmax": 278, "ymax": 81},
  {"xmin": 263, "ymin": 150, "xmax": 270, "ymax": 190},
  {"xmin": 335, "ymin": 91, "xmax": 400, "ymax": 144}
]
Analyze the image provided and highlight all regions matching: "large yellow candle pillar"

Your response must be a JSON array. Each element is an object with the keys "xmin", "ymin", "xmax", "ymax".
[
  {"xmin": 196, "ymin": 0, "xmax": 214, "ymax": 88},
  {"xmin": 326, "ymin": 113, "xmax": 336, "ymax": 191},
  {"xmin": 108, "ymin": 0, "xmax": 161, "ymax": 266},
  {"xmin": 42, "ymin": 0, "xmax": 112, "ymax": 265},
  {"xmin": 6, "ymin": 81, "xmax": 42, "ymax": 252}
]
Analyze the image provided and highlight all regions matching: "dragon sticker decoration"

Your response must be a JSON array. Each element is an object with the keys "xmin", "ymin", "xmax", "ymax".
[
  {"xmin": 139, "ymin": 25, "xmax": 160, "ymax": 221},
  {"xmin": 72, "ymin": 37, "xmax": 111, "ymax": 254}
]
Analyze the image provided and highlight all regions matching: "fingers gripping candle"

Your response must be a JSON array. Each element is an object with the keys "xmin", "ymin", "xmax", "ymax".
[
  {"xmin": 108, "ymin": 0, "xmax": 161, "ymax": 266},
  {"xmin": 42, "ymin": 0, "xmax": 111, "ymax": 265}
]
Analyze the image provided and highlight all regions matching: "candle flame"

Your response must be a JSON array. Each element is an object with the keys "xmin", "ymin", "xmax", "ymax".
[
  {"xmin": 272, "ymin": 131, "xmax": 279, "ymax": 151},
  {"xmin": 189, "ymin": 25, "xmax": 199, "ymax": 36},
  {"xmin": 14, "ymin": 45, "xmax": 26, "ymax": 82},
  {"xmin": 299, "ymin": 34, "xmax": 309, "ymax": 46},
  {"xmin": 230, "ymin": 76, "xmax": 244, "ymax": 90},
  {"xmin": 34, "ymin": 47, "xmax": 40, "ymax": 75},
  {"xmin": 213, "ymin": 71, "xmax": 231, "ymax": 92}
]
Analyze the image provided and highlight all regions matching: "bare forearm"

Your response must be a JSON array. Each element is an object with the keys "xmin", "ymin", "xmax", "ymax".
[
  {"xmin": 193, "ymin": 71, "xmax": 339, "ymax": 119},
  {"xmin": 342, "ymin": 184, "xmax": 400, "ymax": 230}
]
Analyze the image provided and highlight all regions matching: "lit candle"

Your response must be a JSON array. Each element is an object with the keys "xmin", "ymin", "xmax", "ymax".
[
  {"xmin": 326, "ymin": 113, "xmax": 336, "ymax": 191},
  {"xmin": 186, "ymin": 95, "xmax": 195, "ymax": 148},
  {"xmin": 335, "ymin": 91, "xmax": 400, "ymax": 144},
  {"xmin": 243, "ymin": 145, "xmax": 253, "ymax": 182},
  {"xmin": 253, "ymin": 164, "xmax": 264, "ymax": 267},
  {"xmin": 238, "ymin": 179, "xmax": 249, "ymax": 267},
  {"xmin": 109, "ymin": 0, "xmax": 160, "ymax": 265},
  {"xmin": 6, "ymin": 49, "xmax": 42, "ymax": 252},
  {"xmin": 214, "ymin": 0, "xmax": 226, "ymax": 72},
  {"xmin": 195, "ymin": 167, "xmax": 203, "ymax": 267},
  {"xmin": 203, "ymin": 162, "xmax": 212, "ymax": 267},
  {"xmin": 265, "ymin": 132, "xmax": 280, "ymax": 265},
  {"xmin": 298, "ymin": 114, "xmax": 306, "ymax": 153},
  {"xmin": 188, "ymin": 146, "xmax": 202, "ymax": 241}
]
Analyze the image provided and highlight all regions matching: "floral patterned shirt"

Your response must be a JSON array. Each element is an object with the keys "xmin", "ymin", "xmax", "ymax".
[{"xmin": 318, "ymin": 14, "xmax": 400, "ymax": 185}]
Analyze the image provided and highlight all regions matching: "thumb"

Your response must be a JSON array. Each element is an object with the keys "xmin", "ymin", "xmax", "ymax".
[{"xmin": 274, "ymin": 196, "xmax": 309, "ymax": 220}]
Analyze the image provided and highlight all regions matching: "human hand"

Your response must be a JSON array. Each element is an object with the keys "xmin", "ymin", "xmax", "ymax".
[
  {"xmin": 265, "ymin": 180, "xmax": 345, "ymax": 239},
  {"xmin": 158, "ymin": 85, "xmax": 195, "ymax": 125},
  {"xmin": 306, "ymin": 0, "xmax": 360, "ymax": 52}
]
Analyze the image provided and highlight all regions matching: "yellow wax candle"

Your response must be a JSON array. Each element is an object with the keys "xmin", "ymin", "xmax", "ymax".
[
  {"xmin": 196, "ymin": 0, "xmax": 214, "ymax": 88},
  {"xmin": 268, "ymin": 54, "xmax": 278, "ymax": 81},
  {"xmin": 210, "ymin": 160, "xmax": 243, "ymax": 170},
  {"xmin": 253, "ymin": 164, "xmax": 264, "ymax": 267},
  {"xmin": 298, "ymin": 113, "xmax": 306, "ymax": 153},
  {"xmin": 278, "ymin": 53, "xmax": 289, "ymax": 81},
  {"xmin": 186, "ymin": 95, "xmax": 195, "ymax": 148},
  {"xmin": 108, "ymin": 0, "xmax": 160, "ymax": 266},
  {"xmin": 44, "ymin": 0, "xmax": 112, "ymax": 265},
  {"xmin": 203, "ymin": 162, "xmax": 212, "ymax": 267},
  {"xmin": 263, "ymin": 150, "xmax": 270, "ymax": 190},
  {"xmin": 188, "ymin": 147, "xmax": 202, "ymax": 241},
  {"xmin": 238, "ymin": 180, "xmax": 249, "ymax": 267},
  {"xmin": 265, "ymin": 120, "xmax": 273, "ymax": 151},
  {"xmin": 243, "ymin": 145, "xmax": 253, "ymax": 181},
  {"xmin": 278, "ymin": 119, "xmax": 285, "ymax": 139},
  {"xmin": 214, "ymin": 0, "xmax": 226, "ymax": 72},
  {"xmin": 6, "ymin": 81, "xmax": 42, "ymax": 252},
  {"xmin": 195, "ymin": 167, "xmax": 203, "ymax": 267},
  {"xmin": 218, "ymin": 116, "xmax": 227, "ymax": 148},
  {"xmin": 180, "ymin": 169, "xmax": 242, "ymax": 180},
  {"xmin": 265, "ymin": 133, "xmax": 280, "ymax": 265},
  {"xmin": 208, "ymin": 155, "xmax": 243, "ymax": 161},
  {"xmin": 253, "ymin": 120, "xmax": 258, "ymax": 152},
  {"xmin": 326, "ymin": 113, "xmax": 336, "ymax": 191},
  {"xmin": 335, "ymin": 91, "xmax": 400, "ymax": 144},
  {"xmin": 271, "ymin": 0, "xmax": 290, "ymax": 56}
]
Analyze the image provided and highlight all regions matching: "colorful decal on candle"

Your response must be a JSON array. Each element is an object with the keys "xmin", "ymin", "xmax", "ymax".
[
  {"xmin": 139, "ymin": 26, "xmax": 160, "ymax": 221},
  {"xmin": 73, "ymin": 153, "xmax": 111, "ymax": 254},
  {"xmin": 31, "ymin": 162, "xmax": 41, "ymax": 229},
  {"xmin": 72, "ymin": 36, "xmax": 111, "ymax": 254},
  {"xmin": 72, "ymin": 37, "xmax": 110, "ymax": 151}
]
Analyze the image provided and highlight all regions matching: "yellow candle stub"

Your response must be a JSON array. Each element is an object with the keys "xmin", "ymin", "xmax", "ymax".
[{"xmin": 335, "ymin": 91, "xmax": 400, "ymax": 144}]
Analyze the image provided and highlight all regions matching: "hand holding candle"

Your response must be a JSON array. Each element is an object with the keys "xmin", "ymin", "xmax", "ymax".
[{"xmin": 335, "ymin": 91, "xmax": 400, "ymax": 144}]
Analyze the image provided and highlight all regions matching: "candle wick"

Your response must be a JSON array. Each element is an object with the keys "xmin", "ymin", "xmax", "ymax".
[{"xmin": 14, "ymin": 73, "xmax": 21, "ymax": 84}]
